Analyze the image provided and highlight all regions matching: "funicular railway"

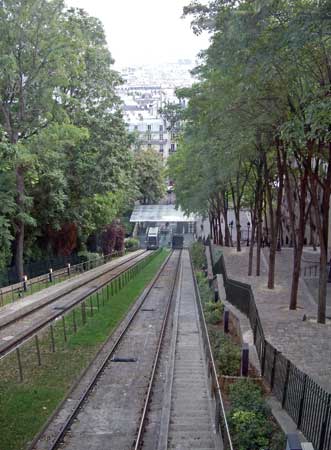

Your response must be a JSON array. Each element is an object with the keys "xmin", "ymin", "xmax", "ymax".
[{"xmin": 29, "ymin": 249, "xmax": 230, "ymax": 450}]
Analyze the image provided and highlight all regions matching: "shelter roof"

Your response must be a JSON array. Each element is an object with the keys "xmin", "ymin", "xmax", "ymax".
[{"xmin": 130, "ymin": 204, "xmax": 196, "ymax": 223}]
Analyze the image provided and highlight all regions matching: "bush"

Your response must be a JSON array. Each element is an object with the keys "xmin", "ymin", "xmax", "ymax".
[
  {"xmin": 125, "ymin": 238, "xmax": 140, "ymax": 251},
  {"xmin": 227, "ymin": 379, "xmax": 285, "ymax": 450},
  {"xmin": 216, "ymin": 334, "xmax": 241, "ymax": 376},
  {"xmin": 77, "ymin": 251, "xmax": 100, "ymax": 263},
  {"xmin": 204, "ymin": 301, "xmax": 224, "ymax": 324},
  {"xmin": 228, "ymin": 409, "xmax": 270, "ymax": 450},
  {"xmin": 191, "ymin": 241, "xmax": 206, "ymax": 270},
  {"xmin": 196, "ymin": 271, "xmax": 213, "ymax": 304},
  {"xmin": 208, "ymin": 329, "xmax": 241, "ymax": 376},
  {"xmin": 228, "ymin": 379, "xmax": 270, "ymax": 416}
]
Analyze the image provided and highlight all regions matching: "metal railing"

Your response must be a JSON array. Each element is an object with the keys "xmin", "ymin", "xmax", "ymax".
[
  {"xmin": 215, "ymin": 247, "xmax": 331, "ymax": 450},
  {"xmin": 0, "ymin": 251, "xmax": 125, "ymax": 307},
  {"xmin": 189, "ymin": 251, "xmax": 234, "ymax": 450}
]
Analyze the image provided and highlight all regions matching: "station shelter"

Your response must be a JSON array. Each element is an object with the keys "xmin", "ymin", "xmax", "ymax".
[{"xmin": 130, "ymin": 204, "xmax": 197, "ymax": 248}]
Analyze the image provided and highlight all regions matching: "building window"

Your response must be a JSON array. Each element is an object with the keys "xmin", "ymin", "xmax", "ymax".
[
  {"xmin": 170, "ymin": 143, "xmax": 175, "ymax": 152},
  {"xmin": 159, "ymin": 125, "xmax": 163, "ymax": 131},
  {"xmin": 159, "ymin": 133, "xmax": 163, "ymax": 140},
  {"xmin": 147, "ymin": 133, "xmax": 151, "ymax": 141},
  {"xmin": 171, "ymin": 132, "xmax": 176, "ymax": 140},
  {"xmin": 160, "ymin": 144, "xmax": 164, "ymax": 152},
  {"xmin": 147, "ymin": 124, "xmax": 151, "ymax": 131},
  {"xmin": 134, "ymin": 125, "xmax": 138, "ymax": 131}
]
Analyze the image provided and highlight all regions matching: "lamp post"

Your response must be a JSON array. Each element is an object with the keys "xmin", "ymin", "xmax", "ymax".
[{"xmin": 247, "ymin": 222, "xmax": 251, "ymax": 246}]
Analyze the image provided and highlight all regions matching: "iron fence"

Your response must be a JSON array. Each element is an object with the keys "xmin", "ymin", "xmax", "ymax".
[{"xmin": 214, "ymin": 245, "xmax": 331, "ymax": 450}]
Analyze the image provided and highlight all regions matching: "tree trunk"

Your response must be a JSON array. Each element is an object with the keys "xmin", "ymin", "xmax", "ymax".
[
  {"xmin": 265, "ymin": 144, "xmax": 284, "ymax": 288},
  {"xmin": 309, "ymin": 145, "xmax": 331, "ymax": 324},
  {"xmin": 248, "ymin": 217, "xmax": 256, "ymax": 276},
  {"xmin": 255, "ymin": 160, "xmax": 263, "ymax": 276},
  {"xmin": 14, "ymin": 165, "xmax": 25, "ymax": 280},
  {"xmin": 221, "ymin": 190, "xmax": 231, "ymax": 247},
  {"xmin": 235, "ymin": 209, "xmax": 241, "ymax": 252},
  {"xmin": 282, "ymin": 147, "xmax": 309, "ymax": 310}
]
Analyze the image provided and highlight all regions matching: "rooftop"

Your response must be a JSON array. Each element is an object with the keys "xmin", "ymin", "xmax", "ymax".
[{"xmin": 130, "ymin": 204, "xmax": 196, "ymax": 223}]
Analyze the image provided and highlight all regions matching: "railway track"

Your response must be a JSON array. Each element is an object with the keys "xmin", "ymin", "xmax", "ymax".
[
  {"xmin": 136, "ymin": 249, "xmax": 220, "ymax": 450},
  {"xmin": 31, "ymin": 249, "xmax": 228, "ymax": 450},
  {"xmin": 32, "ymin": 249, "xmax": 180, "ymax": 450},
  {"xmin": 0, "ymin": 249, "xmax": 151, "ymax": 359}
]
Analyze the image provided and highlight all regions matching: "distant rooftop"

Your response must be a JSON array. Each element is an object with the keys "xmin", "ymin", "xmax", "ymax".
[{"xmin": 130, "ymin": 204, "xmax": 196, "ymax": 223}]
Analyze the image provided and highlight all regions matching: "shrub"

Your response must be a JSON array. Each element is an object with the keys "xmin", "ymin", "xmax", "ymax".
[
  {"xmin": 125, "ymin": 238, "xmax": 140, "ymax": 251},
  {"xmin": 191, "ymin": 241, "xmax": 206, "ymax": 270},
  {"xmin": 196, "ymin": 271, "xmax": 212, "ymax": 304},
  {"xmin": 228, "ymin": 379, "xmax": 270, "ymax": 416},
  {"xmin": 228, "ymin": 409, "xmax": 270, "ymax": 450},
  {"xmin": 216, "ymin": 334, "xmax": 241, "ymax": 376},
  {"xmin": 204, "ymin": 301, "xmax": 224, "ymax": 324},
  {"xmin": 77, "ymin": 251, "xmax": 100, "ymax": 262},
  {"xmin": 227, "ymin": 379, "xmax": 285, "ymax": 450}
]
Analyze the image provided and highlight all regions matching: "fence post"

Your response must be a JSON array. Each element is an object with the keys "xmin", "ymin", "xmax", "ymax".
[
  {"xmin": 297, "ymin": 374, "xmax": 307, "ymax": 429},
  {"xmin": 72, "ymin": 309, "xmax": 77, "ymax": 333},
  {"xmin": 318, "ymin": 393, "xmax": 331, "ymax": 450},
  {"xmin": 35, "ymin": 335, "xmax": 41, "ymax": 366},
  {"xmin": 282, "ymin": 360, "xmax": 291, "ymax": 408},
  {"xmin": 261, "ymin": 340, "xmax": 267, "ymax": 376},
  {"xmin": 241, "ymin": 343, "xmax": 249, "ymax": 377},
  {"xmin": 23, "ymin": 275, "xmax": 28, "ymax": 293},
  {"xmin": 270, "ymin": 348, "xmax": 278, "ymax": 390},
  {"xmin": 62, "ymin": 316, "xmax": 67, "ymax": 342},
  {"xmin": 81, "ymin": 302, "xmax": 86, "ymax": 325},
  {"xmin": 223, "ymin": 309, "xmax": 229, "ymax": 333},
  {"xmin": 49, "ymin": 268, "xmax": 53, "ymax": 283},
  {"xmin": 253, "ymin": 316, "xmax": 258, "ymax": 343},
  {"xmin": 285, "ymin": 434, "xmax": 302, "ymax": 450},
  {"xmin": 50, "ymin": 324, "xmax": 55, "ymax": 352}
]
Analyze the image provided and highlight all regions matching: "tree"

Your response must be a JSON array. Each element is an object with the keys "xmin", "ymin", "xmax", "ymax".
[
  {"xmin": 134, "ymin": 149, "xmax": 166, "ymax": 204},
  {"xmin": 0, "ymin": 1, "xmax": 136, "ymax": 279}
]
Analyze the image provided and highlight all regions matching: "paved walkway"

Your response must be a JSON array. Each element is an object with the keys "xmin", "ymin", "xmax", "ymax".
[{"xmin": 220, "ymin": 246, "xmax": 331, "ymax": 393}]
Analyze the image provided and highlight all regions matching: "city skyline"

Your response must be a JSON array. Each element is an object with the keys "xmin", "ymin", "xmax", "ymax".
[{"xmin": 65, "ymin": 0, "xmax": 210, "ymax": 68}]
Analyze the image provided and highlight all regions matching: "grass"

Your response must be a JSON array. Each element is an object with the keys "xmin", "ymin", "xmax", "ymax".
[{"xmin": 0, "ymin": 249, "xmax": 169, "ymax": 450}]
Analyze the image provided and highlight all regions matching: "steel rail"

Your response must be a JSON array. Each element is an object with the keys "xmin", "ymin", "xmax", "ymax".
[
  {"xmin": 133, "ymin": 250, "xmax": 182, "ymax": 450},
  {"xmin": 0, "ymin": 250, "xmax": 147, "ymax": 332},
  {"xmin": 0, "ymin": 250, "xmax": 150, "ymax": 360},
  {"xmin": 46, "ymin": 250, "xmax": 177, "ymax": 450}
]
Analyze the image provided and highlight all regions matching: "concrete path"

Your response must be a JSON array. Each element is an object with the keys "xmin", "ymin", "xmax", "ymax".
[
  {"xmin": 220, "ymin": 246, "xmax": 331, "ymax": 393},
  {"xmin": 167, "ymin": 251, "xmax": 218, "ymax": 450}
]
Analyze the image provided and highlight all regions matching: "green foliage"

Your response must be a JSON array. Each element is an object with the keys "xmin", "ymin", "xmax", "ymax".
[
  {"xmin": 204, "ymin": 301, "xmax": 224, "ymax": 324},
  {"xmin": 125, "ymin": 238, "xmax": 140, "ymax": 251},
  {"xmin": 77, "ymin": 251, "xmax": 100, "ymax": 262},
  {"xmin": 0, "ymin": 1, "xmax": 138, "ymax": 275},
  {"xmin": 191, "ymin": 241, "xmax": 206, "ymax": 270},
  {"xmin": 228, "ymin": 379, "xmax": 270, "ymax": 416},
  {"xmin": 196, "ymin": 271, "xmax": 213, "ymax": 304},
  {"xmin": 134, "ymin": 149, "xmax": 166, "ymax": 204},
  {"xmin": 228, "ymin": 379, "xmax": 284, "ymax": 450},
  {"xmin": 228, "ymin": 409, "xmax": 270, "ymax": 450},
  {"xmin": 207, "ymin": 329, "xmax": 241, "ymax": 376}
]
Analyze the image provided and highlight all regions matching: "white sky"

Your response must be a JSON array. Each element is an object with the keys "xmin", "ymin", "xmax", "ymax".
[{"xmin": 65, "ymin": 0, "xmax": 209, "ymax": 68}]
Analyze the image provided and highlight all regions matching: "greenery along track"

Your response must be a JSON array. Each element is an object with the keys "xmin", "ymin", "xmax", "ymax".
[{"xmin": 0, "ymin": 249, "xmax": 169, "ymax": 450}]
